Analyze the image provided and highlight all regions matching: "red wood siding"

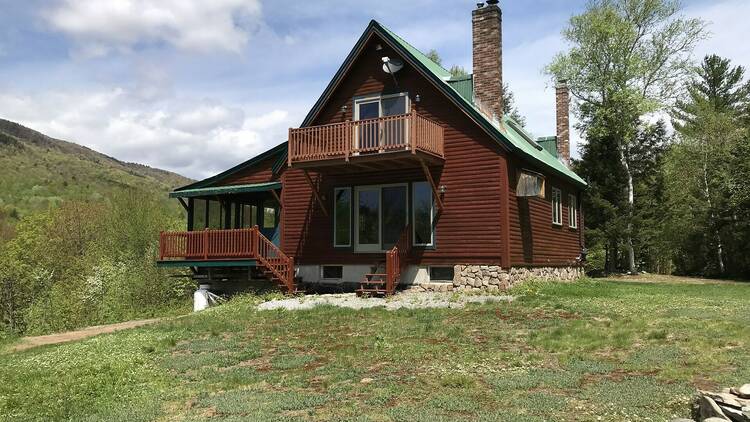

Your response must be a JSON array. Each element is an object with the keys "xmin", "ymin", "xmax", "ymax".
[
  {"xmin": 282, "ymin": 35, "xmax": 503, "ymax": 266},
  {"xmin": 215, "ymin": 155, "xmax": 279, "ymax": 186},
  {"xmin": 507, "ymin": 157, "xmax": 582, "ymax": 266},
  {"xmin": 280, "ymin": 33, "xmax": 582, "ymax": 268}
]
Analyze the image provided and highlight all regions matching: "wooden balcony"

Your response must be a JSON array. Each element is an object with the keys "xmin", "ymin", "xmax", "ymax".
[{"xmin": 288, "ymin": 111, "xmax": 444, "ymax": 171}]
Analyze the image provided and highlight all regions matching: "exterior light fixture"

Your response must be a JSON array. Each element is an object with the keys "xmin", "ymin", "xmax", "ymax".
[
  {"xmin": 415, "ymin": 94, "xmax": 421, "ymax": 103},
  {"xmin": 439, "ymin": 185, "xmax": 447, "ymax": 195},
  {"xmin": 375, "ymin": 44, "xmax": 383, "ymax": 51},
  {"xmin": 340, "ymin": 104, "xmax": 348, "ymax": 113}
]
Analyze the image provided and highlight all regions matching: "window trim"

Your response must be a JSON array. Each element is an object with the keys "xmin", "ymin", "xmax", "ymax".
[
  {"xmin": 353, "ymin": 183, "xmax": 409, "ymax": 253},
  {"xmin": 333, "ymin": 187, "xmax": 352, "ymax": 247},
  {"xmin": 320, "ymin": 265, "xmax": 344, "ymax": 280},
  {"xmin": 551, "ymin": 187, "xmax": 563, "ymax": 226},
  {"xmin": 412, "ymin": 181, "xmax": 434, "ymax": 247},
  {"xmin": 568, "ymin": 194, "xmax": 578, "ymax": 229},
  {"xmin": 429, "ymin": 265, "xmax": 454, "ymax": 282},
  {"xmin": 353, "ymin": 92, "xmax": 410, "ymax": 121}
]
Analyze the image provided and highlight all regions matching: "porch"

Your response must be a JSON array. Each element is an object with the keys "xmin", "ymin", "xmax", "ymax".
[
  {"xmin": 158, "ymin": 226, "xmax": 298, "ymax": 293},
  {"xmin": 287, "ymin": 111, "xmax": 445, "ymax": 171}
]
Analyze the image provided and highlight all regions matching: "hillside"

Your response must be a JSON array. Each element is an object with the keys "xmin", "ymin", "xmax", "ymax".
[
  {"xmin": 0, "ymin": 118, "xmax": 193, "ymax": 222},
  {"xmin": 1, "ymin": 278, "xmax": 749, "ymax": 420}
]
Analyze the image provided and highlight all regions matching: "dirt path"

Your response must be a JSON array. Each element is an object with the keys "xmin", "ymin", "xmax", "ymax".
[{"xmin": 10, "ymin": 318, "xmax": 162, "ymax": 352}]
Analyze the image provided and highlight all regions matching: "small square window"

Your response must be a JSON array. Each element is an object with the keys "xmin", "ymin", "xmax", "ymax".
[
  {"xmin": 321, "ymin": 265, "xmax": 343, "ymax": 279},
  {"xmin": 429, "ymin": 266, "xmax": 454, "ymax": 282}
]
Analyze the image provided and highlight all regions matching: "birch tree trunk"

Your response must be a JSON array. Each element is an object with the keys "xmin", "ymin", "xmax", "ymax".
[
  {"xmin": 702, "ymin": 146, "xmax": 725, "ymax": 275},
  {"xmin": 620, "ymin": 145, "xmax": 637, "ymax": 274}
]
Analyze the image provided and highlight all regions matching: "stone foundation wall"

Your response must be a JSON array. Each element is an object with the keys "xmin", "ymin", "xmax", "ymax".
[{"xmin": 405, "ymin": 265, "xmax": 584, "ymax": 292}]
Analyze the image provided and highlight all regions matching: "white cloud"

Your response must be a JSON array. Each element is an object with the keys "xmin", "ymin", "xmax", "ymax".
[
  {"xmin": 44, "ymin": 0, "xmax": 262, "ymax": 55},
  {"xmin": 0, "ymin": 88, "xmax": 293, "ymax": 179}
]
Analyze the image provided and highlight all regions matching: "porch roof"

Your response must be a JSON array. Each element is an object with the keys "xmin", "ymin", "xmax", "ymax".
[{"xmin": 169, "ymin": 181, "xmax": 281, "ymax": 198}]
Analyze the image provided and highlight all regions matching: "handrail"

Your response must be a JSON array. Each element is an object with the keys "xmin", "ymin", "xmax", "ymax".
[
  {"xmin": 385, "ymin": 225, "xmax": 411, "ymax": 295},
  {"xmin": 159, "ymin": 227, "xmax": 296, "ymax": 293},
  {"xmin": 288, "ymin": 112, "xmax": 444, "ymax": 164}
]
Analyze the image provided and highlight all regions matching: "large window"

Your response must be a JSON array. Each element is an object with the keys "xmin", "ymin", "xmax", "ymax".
[
  {"xmin": 353, "ymin": 184, "xmax": 408, "ymax": 252},
  {"xmin": 334, "ymin": 187, "xmax": 351, "ymax": 247},
  {"xmin": 568, "ymin": 194, "xmax": 578, "ymax": 229},
  {"xmin": 551, "ymin": 187, "xmax": 562, "ymax": 226},
  {"xmin": 412, "ymin": 181, "xmax": 434, "ymax": 246}
]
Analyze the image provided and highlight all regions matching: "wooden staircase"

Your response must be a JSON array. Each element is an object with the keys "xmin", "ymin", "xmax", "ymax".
[{"xmin": 356, "ymin": 227, "xmax": 410, "ymax": 297}]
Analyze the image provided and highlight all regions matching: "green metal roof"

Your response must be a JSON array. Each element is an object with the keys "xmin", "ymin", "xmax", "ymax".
[
  {"xmin": 378, "ymin": 25, "xmax": 453, "ymax": 81},
  {"xmin": 169, "ymin": 182, "xmax": 282, "ymax": 198},
  {"xmin": 172, "ymin": 142, "xmax": 286, "ymax": 193},
  {"xmin": 447, "ymin": 75, "xmax": 474, "ymax": 104},
  {"xmin": 537, "ymin": 136, "xmax": 558, "ymax": 158}
]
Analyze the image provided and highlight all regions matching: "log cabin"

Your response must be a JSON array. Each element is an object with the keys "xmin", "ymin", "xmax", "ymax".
[{"xmin": 157, "ymin": 1, "xmax": 587, "ymax": 296}]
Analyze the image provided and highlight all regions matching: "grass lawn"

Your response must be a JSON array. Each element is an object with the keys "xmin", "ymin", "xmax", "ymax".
[{"xmin": 1, "ymin": 278, "xmax": 749, "ymax": 421}]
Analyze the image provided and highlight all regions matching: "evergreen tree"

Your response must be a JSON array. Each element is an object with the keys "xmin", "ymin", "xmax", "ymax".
[{"xmin": 668, "ymin": 54, "xmax": 750, "ymax": 276}]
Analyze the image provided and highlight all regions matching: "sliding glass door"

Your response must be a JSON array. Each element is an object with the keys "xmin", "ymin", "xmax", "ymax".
[
  {"xmin": 354, "ymin": 184, "xmax": 407, "ymax": 252},
  {"xmin": 355, "ymin": 187, "xmax": 381, "ymax": 252}
]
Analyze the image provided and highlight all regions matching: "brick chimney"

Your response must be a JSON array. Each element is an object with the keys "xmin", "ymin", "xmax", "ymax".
[
  {"xmin": 472, "ymin": 1, "xmax": 503, "ymax": 121},
  {"xmin": 555, "ymin": 80, "xmax": 571, "ymax": 166}
]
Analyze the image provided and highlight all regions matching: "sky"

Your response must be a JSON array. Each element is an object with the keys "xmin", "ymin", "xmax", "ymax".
[{"xmin": 0, "ymin": 0, "xmax": 748, "ymax": 180}]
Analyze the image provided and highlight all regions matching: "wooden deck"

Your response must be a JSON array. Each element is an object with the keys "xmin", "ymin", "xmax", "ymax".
[
  {"xmin": 159, "ymin": 227, "xmax": 300, "ymax": 294},
  {"xmin": 288, "ymin": 111, "xmax": 444, "ymax": 170}
]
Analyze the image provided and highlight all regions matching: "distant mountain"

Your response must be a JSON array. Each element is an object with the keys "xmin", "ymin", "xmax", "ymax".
[{"xmin": 0, "ymin": 118, "xmax": 193, "ymax": 221}]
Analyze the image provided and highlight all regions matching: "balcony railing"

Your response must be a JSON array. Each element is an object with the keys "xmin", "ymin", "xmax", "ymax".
[
  {"xmin": 288, "ymin": 111, "xmax": 444, "ymax": 166},
  {"xmin": 159, "ymin": 227, "xmax": 296, "ymax": 292}
]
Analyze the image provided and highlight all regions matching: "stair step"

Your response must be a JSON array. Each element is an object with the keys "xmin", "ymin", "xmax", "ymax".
[{"xmin": 360, "ymin": 279, "xmax": 386, "ymax": 285}]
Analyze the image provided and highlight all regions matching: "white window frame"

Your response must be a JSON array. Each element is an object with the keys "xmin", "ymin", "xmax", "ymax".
[
  {"xmin": 320, "ymin": 265, "xmax": 344, "ymax": 280},
  {"xmin": 412, "ymin": 181, "xmax": 434, "ymax": 247},
  {"xmin": 353, "ymin": 183, "xmax": 409, "ymax": 253},
  {"xmin": 568, "ymin": 194, "xmax": 578, "ymax": 229},
  {"xmin": 551, "ymin": 187, "xmax": 563, "ymax": 226},
  {"xmin": 333, "ymin": 187, "xmax": 352, "ymax": 247},
  {"xmin": 428, "ymin": 266, "xmax": 454, "ymax": 282}
]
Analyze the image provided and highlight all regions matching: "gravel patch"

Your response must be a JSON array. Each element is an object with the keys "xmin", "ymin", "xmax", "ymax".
[{"xmin": 256, "ymin": 292, "xmax": 514, "ymax": 311}]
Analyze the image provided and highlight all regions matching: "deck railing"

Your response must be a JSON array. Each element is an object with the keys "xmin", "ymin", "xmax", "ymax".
[
  {"xmin": 159, "ymin": 227, "xmax": 295, "ymax": 292},
  {"xmin": 385, "ymin": 225, "xmax": 411, "ymax": 295},
  {"xmin": 288, "ymin": 111, "xmax": 444, "ymax": 165}
]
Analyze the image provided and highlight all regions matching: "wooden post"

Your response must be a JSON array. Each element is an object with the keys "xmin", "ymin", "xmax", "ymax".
[
  {"xmin": 288, "ymin": 128, "xmax": 293, "ymax": 167},
  {"xmin": 419, "ymin": 159, "xmax": 444, "ymax": 211},
  {"xmin": 203, "ymin": 229, "xmax": 208, "ymax": 259},
  {"xmin": 410, "ymin": 107, "xmax": 417, "ymax": 154}
]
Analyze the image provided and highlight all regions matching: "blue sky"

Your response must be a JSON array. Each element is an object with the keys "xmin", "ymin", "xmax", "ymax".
[{"xmin": 1, "ymin": 0, "xmax": 747, "ymax": 179}]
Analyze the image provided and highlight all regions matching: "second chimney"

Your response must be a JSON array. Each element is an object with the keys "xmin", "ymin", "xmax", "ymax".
[
  {"xmin": 472, "ymin": 1, "xmax": 503, "ymax": 120},
  {"xmin": 555, "ymin": 80, "xmax": 571, "ymax": 166}
]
